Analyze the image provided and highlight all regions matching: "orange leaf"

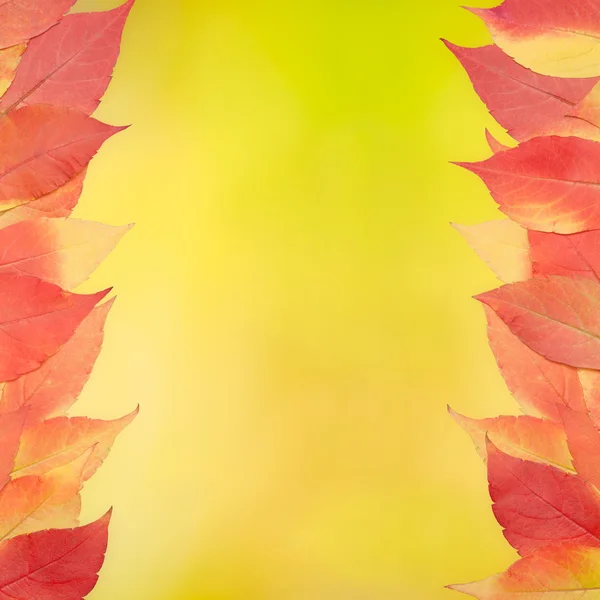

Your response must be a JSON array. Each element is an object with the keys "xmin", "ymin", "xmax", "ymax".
[
  {"xmin": 12, "ymin": 409, "xmax": 139, "ymax": 481},
  {"xmin": 0, "ymin": 274, "xmax": 109, "ymax": 381},
  {"xmin": 0, "ymin": 0, "xmax": 76, "ymax": 50},
  {"xmin": 0, "ymin": 410, "xmax": 27, "ymax": 489},
  {"xmin": 0, "ymin": 449, "xmax": 92, "ymax": 542},
  {"xmin": 0, "ymin": 218, "xmax": 132, "ymax": 290},
  {"xmin": 483, "ymin": 306, "xmax": 585, "ymax": 420},
  {"xmin": 449, "ymin": 408, "xmax": 573, "ymax": 471},
  {"xmin": 477, "ymin": 276, "xmax": 600, "ymax": 369},
  {"xmin": 0, "ymin": 45, "xmax": 25, "ymax": 100},
  {"xmin": 0, "ymin": 299, "xmax": 114, "ymax": 423},
  {"xmin": 0, "ymin": 510, "xmax": 111, "ymax": 599},
  {"xmin": 453, "ymin": 220, "xmax": 531, "ymax": 283},
  {"xmin": 559, "ymin": 405, "xmax": 600, "ymax": 491},
  {"xmin": 449, "ymin": 544, "xmax": 600, "ymax": 599},
  {"xmin": 0, "ymin": 169, "xmax": 86, "ymax": 228},
  {"xmin": 0, "ymin": 105, "xmax": 123, "ymax": 210},
  {"xmin": 0, "ymin": 0, "xmax": 135, "ymax": 115}
]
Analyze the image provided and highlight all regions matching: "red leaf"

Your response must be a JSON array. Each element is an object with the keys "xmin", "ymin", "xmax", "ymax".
[
  {"xmin": 0, "ymin": 274, "xmax": 109, "ymax": 381},
  {"xmin": 0, "ymin": 170, "xmax": 86, "ymax": 228},
  {"xmin": 0, "ymin": 0, "xmax": 135, "ymax": 115},
  {"xmin": 457, "ymin": 136, "xmax": 600, "ymax": 234},
  {"xmin": 483, "ymin": 306, "xmax": 585, "ymax": 419},
  {"xmin": 529, "ymin": 229, "xmax": 600, "ymax": 282},
  {"xmin": 0, "ymin": 510, "xmax": 111, "ymax": 600},
  {"xmin": 444, "ymin": 41, "xmax": 599, "ymax": 141},
  {"xmin": 0, "ymin": 300, "xmax": 114, "ymax": 423},
  {"xmin": 0, "ymin": 0, "xmax": 76, "ymax": 51},
  {"xmin": 0, "ymin": 105, "xmax": 124, "ymax": 210},
  {"xmin": 477, "ymin": 276, "xmax": 600, "ymax": 369},
  {"xmin": 487, "ymin": 439, "xmax": 600, "ymax": 554}
]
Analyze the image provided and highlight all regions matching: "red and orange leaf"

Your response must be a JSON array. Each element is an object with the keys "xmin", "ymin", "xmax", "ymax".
[
  {"xmin": 0, "ymin": 170, "xmax": 86, "ymax": 228},
  {"xmin": 468, "ymin": 0, "xmax": 600, "ymax": 78},
  {"xmin": 529, "ymin": 229, "xmax": 600, "ymax": 282},
  {"xmin": 0, "ymin": 450, "xmax": 91, "ymax": 542},
  {"xmin": 0, "ymin": 300, "xmax": 114, "ymax": 423},
  {"xmin": 0, "ymin": 410, "xmax": 27, "ymax": 489},
  {"xmin": 449, "ymin": 408, "xmax": 573, "ymax": 471},
  {"xmin": 485, "ymin": 130, "xmax": 510, "ymax": 154},
  {"xmin": 558, "ymin": 405, "xmax": 600, "ymax": 491},
  {"xmin": 487, "ymin": 440, "xmax": 600, "ymax": 555},
  {"xmin": 449, "ymin": 543, "xmax": 600, "ymax": 599},
  {"xmin": 0, "ymin": 45, "xmax": 25, "ymax": 100},
  {"xmin": 477, "ymin": 276, "xmax": 600, "ymax": 370},
  {"xmin": 0, "ymin": 273, "xmax": 109, "ymax": 381},
  {"xmin": 12, "ymin": 409, "xmax": 139, "ymax": 481},
  {"xmin": 483, "ymin": 306, "xmax": 585, "ymax": 420},
  {"xmin": 0, "ymin": 510, "xmax": 111, "ymax": 600},
  {"xmin": 0, "ymin": 218, "xmax": 132, "ymax": 290},
  {"xmin": 0, "ymin": 0, "xmax": 135, "ymax": 115},
  {"xmin": 453, "ymin": 220, "xmax": 531, "ymax": 283},
  {"xmin": 444, "ymin": 41, "xmax": 600, "ymax": 141},
  {"xmin": 579, "ymin": 369, "xmax": 600, "ymax": 429},
  {"xmin": 457, "ymin": 136, "xmax": 600, "ymax": 234},
  {"xmin": 0, "ymin": 105, "xmax": 123, "ymax": 210},
  {"xmin": 0, "ymin": 0, "xmax": 76, "ymax": 51}
]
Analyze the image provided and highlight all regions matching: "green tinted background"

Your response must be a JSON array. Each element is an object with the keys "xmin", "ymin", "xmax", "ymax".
[{"xmin": 70, "ymin": 0, "xmax": 519, "ymax": 598}]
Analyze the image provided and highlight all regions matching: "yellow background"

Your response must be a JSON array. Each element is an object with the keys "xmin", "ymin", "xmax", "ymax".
[{"xmin": 67, "ymin": 0, "xmax": 521, "ymax": 598}]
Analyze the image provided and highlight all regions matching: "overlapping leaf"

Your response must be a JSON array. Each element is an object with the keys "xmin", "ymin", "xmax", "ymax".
[
  {"xmin": 446, "ymin": 1, "xmax": 600, "ymax": 598},
  {"xmin": 0, "ymin": 0, "xmax": 140, "ymax": 596}
]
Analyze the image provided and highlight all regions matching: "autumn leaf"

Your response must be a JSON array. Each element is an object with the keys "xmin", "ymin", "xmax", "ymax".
[
  {"xmin": 485, "ymin": 130, "xmax": 510, "ymax": 154},
  {"xmin": 0, "ymin": 410, "xmax": 28, "ymax": 489},
  {"xmin": 468, "ymin": 0, "xmax": 600, "ymax": 78},
  {"xmin": 529, "ymin": 229, "xmax": 600, "ymax": 282},
  {"xmin": 477, "ymin": 276, "xmax": 600, "ymax": 370},
  {"xmin": 453, "ymin": 220, "xmax": 531, "ymax": 283},
  {"xmin": 444, "ymin": 40, "xmax": 600, "ymax": 141},
  {"xmin": 0, "ymin": 300, "xmax": 114, "ymax": 423},
  {"xmin": 0, "ymin": 45, "xmax": 25, "ymax": 100},
  {"xmin": 483, "ymin": 306, "xmax": 585, "ymax": 420},
  {"xmin": 0, "ymin": 218, "xmax": 132, "ymax": 290},
  {"xmin": 0, "ymin": 0, "xmax": 135, "ymax": 115},
  {"xmin": 486, "ymin": 439, "xmax": 600, "ymax": 554},
  {"xmin": 0, "ymin": 449, "xmax": 92, "ymax": 542},
  {"xmin": 449, "ymin": 543, "xmax": 600, "ymax": 599},
  {"xmin": 558, "ymin": 405, "xmax": 600, "ymax": 491},
  {"xmin": 0, "ymin": 510, "xmax": 111, "ymax": 600},
  {"xmin": 449, "ymin": 408, "xmax": 573, "ymax": 471},
  {"xmin": 0, "ymin": 0, "xmax": 77, "ymax": 51},
  {"xmin": 0, "ymin": 105, "xmax": 124, "ymax": 210},
  {"xmin": 12, "ymin": 409, "xmax": 139, "ymax": 481},
  {"xmin": 0, "ymin": 170, "xmax": 86, "ymax": 228},
  {"xmin": 456, "ymin": 136, "xmax": 600, "ymax": 234},
  {"xmin": 0, "ymin": 274, "xmax": 109, "ymax": 381},
  {"xmin": 579, "ymin": 369, "xmax": 600, "ymax": 429}
]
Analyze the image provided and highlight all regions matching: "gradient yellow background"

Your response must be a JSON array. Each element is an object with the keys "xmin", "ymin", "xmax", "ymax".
[{"xmin": 64, "ymin": 0, "xmax": 522, "ymax": 598}]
